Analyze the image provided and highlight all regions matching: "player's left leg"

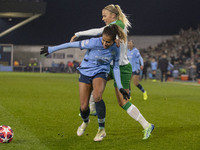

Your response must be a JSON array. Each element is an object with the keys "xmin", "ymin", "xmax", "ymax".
[
  {"xmin": 115, "ymin": 88, "xmax": 154, "ymax": 139},
  {"xmin": 115, "ymin": 64, "xmax": 154, "ymax": 139}
]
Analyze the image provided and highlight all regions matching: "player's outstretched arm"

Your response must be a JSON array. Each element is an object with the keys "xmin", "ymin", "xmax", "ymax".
[
  {"xmin": 40, "ymin": 41, "xmax": 80, "ymax": 56},
  {"xmin": 70, "ymin": 35, "xmax": 79, "ymax": 42},
  {"xmin": 70, "ymin": 27, "xmax": 106, "ymax": 42}
]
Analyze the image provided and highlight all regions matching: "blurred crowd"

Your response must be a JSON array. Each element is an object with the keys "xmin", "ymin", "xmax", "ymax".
[
  {"xmin": 47, "ymin": 60, "xmax": 80, "ymax": 73},
  {"xmin": 12, "ymin": 26, "xmax": 200, "ymax": 80},
  {"xmin": 14, "ymin": 58, "xmax": 81, "ymax": 73},
  {"xmin": 140, "ymin": 25, "xmax": 200, "ymax": 81}
]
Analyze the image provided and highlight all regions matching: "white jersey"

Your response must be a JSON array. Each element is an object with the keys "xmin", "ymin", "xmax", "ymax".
[{"xmin": 74, "ymin": 22, "xmax": 130, "ymax": 66}]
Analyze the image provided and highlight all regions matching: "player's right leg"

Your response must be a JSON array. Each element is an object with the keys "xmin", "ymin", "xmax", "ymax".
[{"xmin": 77, "ymin": 79, "xmax": 92, "ymax": 136}]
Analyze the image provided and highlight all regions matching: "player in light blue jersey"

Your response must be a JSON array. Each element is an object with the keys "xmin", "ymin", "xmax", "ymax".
[
  {"xmin": 127, "ymin": 40, "xmax": 148, "ymax": 100},
  {"xmin": 151, "ymin": 58, "xmax": 158, "ymax": 82},
  {"xmin": 41, "ymin": 25, "xmax": 129, "ymax": 142},
  {"xmin": 70, "ymin": 4, "xmax": 154, "ymax": 140}
]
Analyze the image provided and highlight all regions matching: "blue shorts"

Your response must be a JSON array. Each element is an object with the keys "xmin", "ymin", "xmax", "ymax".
[
  {"xmin": 132, "ymin": 70, "xmax": 140, "ymax": 75},
  {"xmin": 79, "ymin": 72, "xmax": 108, "ymax": 84}
]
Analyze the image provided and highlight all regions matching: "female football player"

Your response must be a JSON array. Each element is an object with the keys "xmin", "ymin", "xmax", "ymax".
[
  {"xmin": 41, "ymin": 24, "xmax": 129, "ymax": 142},
  {"xmin": 70, "ymin": 4, "xmax": 154, "ymax": 140},
  {"xmin": 127, "ymin": 40, "xmax": 148, "ymax": 100},
  {"xmin": 151, "ymin": 58, "xmax": 158, "ymax": 82}
]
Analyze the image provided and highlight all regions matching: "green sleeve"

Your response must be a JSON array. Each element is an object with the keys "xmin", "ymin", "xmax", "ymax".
[{"xmin": 110, "ymin": 20, "xmax": 125, "ymax": 30}]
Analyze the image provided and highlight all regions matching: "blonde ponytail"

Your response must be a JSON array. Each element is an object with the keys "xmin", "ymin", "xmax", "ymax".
[
  {"xmin": 115, "ymin": 5, "xmax": 131, "ymax": 31},
  {"xmin": 104, "ymin": 4, "xmax": 131, "ymax": 32}
]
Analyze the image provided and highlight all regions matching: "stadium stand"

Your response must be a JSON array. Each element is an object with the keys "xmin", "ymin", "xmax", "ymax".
[{"xmin": 140, "ymin": 25, "xmax": 200, "ymax": 81}]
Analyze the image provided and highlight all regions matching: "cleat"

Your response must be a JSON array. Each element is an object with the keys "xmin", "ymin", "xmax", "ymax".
[
  {"xmin": 77, "ymin": 120, "xmax": 90, "ymax": 136},
  {"xmin": 90, "ymin": 110, "xmax": 97, "ymax": 116},
  {"xmin": 143, "ymin": 124, "xmax": 154, "ymax": 140},
  {"xmin": 94, "ymin": 128, "xmax": 106, "ymax": 142},
  {"xmin": 143, "ymin": 91, "xmax": 148, "ymax": 100},
  {"xmin": 152, "ymin": 79, "xmax": 157, "ymax": 82},
  {"xmin": 129, "ymin": 96, "xmax": 132, "ymax": 101}
]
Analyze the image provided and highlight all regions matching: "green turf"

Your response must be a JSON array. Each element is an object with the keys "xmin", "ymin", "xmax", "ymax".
[{"xmin": 0, "ymin": 72, "xmax": 200, "ymax": 150}]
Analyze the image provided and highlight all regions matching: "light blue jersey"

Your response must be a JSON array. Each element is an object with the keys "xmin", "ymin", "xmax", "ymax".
[
  {"xmin": 48, "ymin": 37, "xmax": 122, "ymax": 89},
  {"xmin": 151, "ymin": 61, "xmax": 158, "ymax": 70},
  {"xmin": 78, "ymin": 38, "xmax": 122, "ymax": 89},
  {"xmin": 78, "ymin": 37, "xmax": 117, "ymax": 75},
  {"xmin": 127, "ymin": 48, "xmax": 144, "ymax": 72}
]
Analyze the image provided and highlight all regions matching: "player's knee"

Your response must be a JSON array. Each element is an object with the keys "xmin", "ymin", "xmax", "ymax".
[
  {"xmin": 134, "ymin": 80, "xmax": 139, "ymax": 85},
  {"xmin": 93, "ymin": 92, "xmax": 102, "ymax": 102},
  {"xmin": 80, "ymin": 103, "xmax": 88, "ymax": 111}
]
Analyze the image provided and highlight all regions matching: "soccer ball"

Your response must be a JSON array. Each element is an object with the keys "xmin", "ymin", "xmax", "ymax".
[{"xmin": 0, "ymin": 125, "xmax": 14, "ymax": 143}]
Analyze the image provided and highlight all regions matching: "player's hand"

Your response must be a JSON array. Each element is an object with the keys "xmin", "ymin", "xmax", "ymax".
[
  {"xmin": 119, "ymin": 88, "xmax": 130, "ymax": 100},
  {"xmin": 140, "ymin": 66, "xmax": 144, "ymax": 70},
  {"xmin": 40, "ymin": 46, "xmax": 49, "ymax": 56},
  {"xmin": 70, "ymin": 35, "xmax": 78, "ymax": 42}
]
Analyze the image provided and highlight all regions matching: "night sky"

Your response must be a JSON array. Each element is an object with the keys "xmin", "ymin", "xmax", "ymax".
[{"xmin": 0, "ymin": 0, "xmax": 200, "ymax": 45}]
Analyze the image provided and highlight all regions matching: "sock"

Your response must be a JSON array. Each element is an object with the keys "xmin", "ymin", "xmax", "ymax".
[
  {"xmin": 122, "ymin": 102, "xmax": 150, "ymax": 129},
  {"xmin": 89, "ymin": 93, "xmax": 96, "ymax": 112},
  {"xmin": 136, "ymin": 84, "xmax": 145, "ymax": 93},
  {"xmin": 95, "ymin": 100, "xmax": 106, "ymax": 128},
  {"xmin": 80, "ymin": 107, "xmax": 90, "ymax": 123}
]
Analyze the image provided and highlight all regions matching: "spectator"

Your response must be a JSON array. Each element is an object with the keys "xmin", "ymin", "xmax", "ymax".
[
  {"xmin": 196, "ymin": 59, "xmax": 200, "ymax": 80},
  {"xmin": 139, "ymin": 25, "xmax": 200, "ymax": 80},
  {"xmin": 59, "ymin": 62, "xmax": 65, "ymax": 72},
  {"xmin": 73, "ymin": 61, "xmax": 79, "ymax": 73},
  {"xmin": 67, "ymin": 61, "xmax": 73, "ymax": 73},
  {"xmin": 14, "ymin": 60, "xmax": 19, "ymax": 67},
  {"xmin": 141, "ymin": 58, "xmax": 150, "ymax": 80},
  {"xmin": 167, "ymin": 61, "xmax": 174, "ymax": 78},
  {"xmin": 158, "ymin": 54, "xmax": 169, "ymax": 82},
  {"xmin": 151, "ymin": 58, "xmax": 158, "ymax": 82},
  {"xmin": 187, "ymin": 61, "xmax": 196, "ymax": 81}
]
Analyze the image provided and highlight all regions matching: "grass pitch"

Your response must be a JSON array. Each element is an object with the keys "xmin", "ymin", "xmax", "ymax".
[{"xmin": 0, "ymin": 72, "xmax": 200, "ymax": 150}]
